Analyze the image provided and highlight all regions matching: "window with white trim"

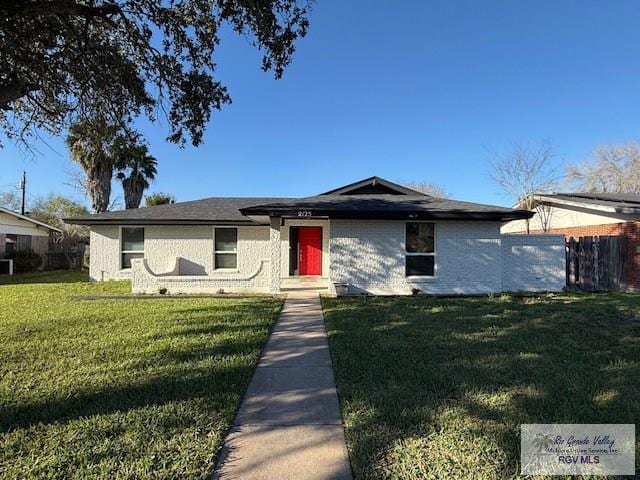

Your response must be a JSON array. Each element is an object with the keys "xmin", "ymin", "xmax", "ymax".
[
  {"xmin": 405, "ymin": 222, "xmax": 435, "ymax": 276},
  {"xmin": 121, "ymin": 227, "xmax": 144, "ymax": 269},
  {"xmin": 215, "ymin": 228, "xmax": 237, "ymax": 269}
]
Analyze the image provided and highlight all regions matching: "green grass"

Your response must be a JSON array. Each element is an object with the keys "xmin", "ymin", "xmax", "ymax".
[
  {"xmin": 0, "ymin": 271, "xmax": 283, "ymax": 479},
  {"xmin": 322, "ymin": 293, "xmax": 640, "ymax": 480}
]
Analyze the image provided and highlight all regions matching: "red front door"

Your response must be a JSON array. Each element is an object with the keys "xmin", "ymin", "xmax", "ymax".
[{"xmin": 298, "ymin": 227, "xmax": 322, "ymax": 275}]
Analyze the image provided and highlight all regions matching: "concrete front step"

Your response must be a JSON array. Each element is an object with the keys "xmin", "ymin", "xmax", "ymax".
[{"xmin": 281, "ymin": 276, "xmax": 330, "ymax": 291}]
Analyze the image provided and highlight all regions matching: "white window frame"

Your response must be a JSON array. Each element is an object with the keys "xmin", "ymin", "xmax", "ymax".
[
  {"xmin": 405, "ymin": 222, "xmax": 436, "ymax": 278},
  {"xmin": 213, "ymin": 226, "xmax": 238, "ymax": 271},
  {"xmin": 120, "ymin": 226, "xmax": 145, "ymax": 270}
]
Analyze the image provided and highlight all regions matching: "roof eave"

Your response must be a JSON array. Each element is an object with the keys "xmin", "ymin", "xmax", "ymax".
[
  {"xmin": 534, "ymin": 195, "xmax": 640, "ymax": 215},
  {"xmin": 239, "ymin": 208, "xmax": 533, "ymax": 221},
  {"xmin": 62, "ymin": 218, "xmax": 259, "ymax": 226}
]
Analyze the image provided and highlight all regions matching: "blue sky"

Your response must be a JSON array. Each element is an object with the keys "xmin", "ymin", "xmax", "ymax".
[{"xmin": 2, "ymin": 0, "xmax": 640, "ymax": 209}]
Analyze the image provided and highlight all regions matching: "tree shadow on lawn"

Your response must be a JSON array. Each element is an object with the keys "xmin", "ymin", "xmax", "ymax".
[
  {"xmin": 144, "ymin": 317, "xmax": 274, "ymax": 341},
  {"xmin": 0, "ymin": 335, "xmax": 265, "ymax": 433},
  {"xmin": 0, "ymin": 270, "xmax": 90, "ymax": 285},
  {"xmin": 324, "ymin": 294, "xmax": 640, "ymax": 479}
]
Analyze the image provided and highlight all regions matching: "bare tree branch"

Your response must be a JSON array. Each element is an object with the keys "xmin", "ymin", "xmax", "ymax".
[
  {"xmin": 566, "ymin": 142, "xmax": 640, "ymax": 193},
  {"xmin": 402, "ymin": 181, "xmax": 451, "ymax": 198},
  {"xmin": 489, "ymin": 139, "xmax": 561, "ymax": 233}
]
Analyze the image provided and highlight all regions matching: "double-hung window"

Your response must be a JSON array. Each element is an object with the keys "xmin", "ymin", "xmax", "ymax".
[
  {"xmin": 121, "ymin": 227, "xmax": 144, "ymax": 269},
  {"xmin": 405, "ymin": 222, "xmax": 435, "ymax": 276},
  {"xmin": 215, "ymin": 228, "xmax": 237, "ymax": 269}
]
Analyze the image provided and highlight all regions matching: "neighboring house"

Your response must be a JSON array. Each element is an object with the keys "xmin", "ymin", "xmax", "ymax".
[
  {"xmin": 66, "ymin": 176, "xmax": 566, "ymax": 295},
  {"xmin": 0, "ymin": 207, "xmax": 62, "ymax": 263},
  {"xmin": 502, "ymin": 192, "xmax": 640, "ymax": 290}
]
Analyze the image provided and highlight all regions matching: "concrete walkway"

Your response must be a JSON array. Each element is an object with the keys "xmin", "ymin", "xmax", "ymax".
[{"xmin": 213, "ymin": 292, "xmax": 352, "ymax": 480}]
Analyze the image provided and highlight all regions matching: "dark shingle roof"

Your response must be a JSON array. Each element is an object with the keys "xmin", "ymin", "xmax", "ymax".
[
  {"xmin": 240, "ymin": 195, "xmax": 532, "ymax": 221},
  {"xmin": 64, "ymin": 197, "xmax": 292, "ymax": 225},
  {"xmin": 64, "ymin": 176, "xmax": 533, "ymax": 225}
]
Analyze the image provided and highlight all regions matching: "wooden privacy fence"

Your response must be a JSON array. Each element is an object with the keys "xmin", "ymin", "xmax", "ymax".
[
  {"xmin": 46, "ymin": 240, "xmax": 87, "ymax": 270},
  {"xmin": 566, "ymin": 235, "xmax": 627, "ymax": 291}
]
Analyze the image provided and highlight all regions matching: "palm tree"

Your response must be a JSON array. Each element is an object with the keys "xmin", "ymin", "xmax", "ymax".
[
  {"xmin": 66, "ymin": 119, "xmax": 119, "ymax": 213},
  {"xmin": 533, "ymin": 432, "xmax": 554, "ymax": 454},
  {"xmin": 115, "ymin": 139, "xmax": 157, "ymax": 209}
]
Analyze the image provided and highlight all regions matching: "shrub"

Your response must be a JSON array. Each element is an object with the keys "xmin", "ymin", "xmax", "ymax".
[{"xmin": 7, "ymin": 249, "xmax": 43, "ymax": 273}]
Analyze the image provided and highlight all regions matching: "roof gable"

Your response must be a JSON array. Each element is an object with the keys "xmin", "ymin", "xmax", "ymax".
[{"xmin": 319, "ymin": 176, "xmax": 426, "ymax": 196}]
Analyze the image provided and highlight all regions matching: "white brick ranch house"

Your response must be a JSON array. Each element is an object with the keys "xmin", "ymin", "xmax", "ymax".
[{"xmin": 66, "ymin": 177, "xmax": 566, "ymax": 295}]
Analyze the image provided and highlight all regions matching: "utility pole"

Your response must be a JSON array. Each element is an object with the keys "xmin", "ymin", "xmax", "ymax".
[{"xmin": 18, "ymin": 171, "xmax": 26, "ymax": 215}]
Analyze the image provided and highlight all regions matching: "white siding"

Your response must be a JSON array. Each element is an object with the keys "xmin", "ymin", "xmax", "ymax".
[{"xmin": 0, "ymin": 211, "xmax": 51, "ymax": 236}]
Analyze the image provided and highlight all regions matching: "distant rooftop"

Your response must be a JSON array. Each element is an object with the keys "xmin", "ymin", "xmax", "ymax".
[
  {"xmin": 535, "ymin": 192, "xmax": 640, "ymax": 213},
  {"xmin": 0, "ymin": 206, "xmax": 62, "ymax": 232}
]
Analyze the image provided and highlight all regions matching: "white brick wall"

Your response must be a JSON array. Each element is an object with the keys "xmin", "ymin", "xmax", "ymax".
[
  {"xmin": 329, "ymin": 220, "xmax": 565, "ymax": 294},
  {"xmin": 131, "ymin": 258, "xmax": 270, "ymax": 294},
  {"xmin": 89, "ymin": 226, "xmax": 121, "ymax": 281},
  {"xmin": 145, "ymin": 226, "xmax": 215, "ymax": 275},
  {"xmin": 89, "ymin": 225, "xmax": 270, "ymax": 287},
  {"xmin": 501, "ymin": 234, "xmax": 566, "ymax": 291},
  {"xmin": 269, "ymin": 218, "xmax": 281, "ymax": 293},
  {"xmin": 90, "ymin": 220, "xmax": 565, "ymax": 295}
]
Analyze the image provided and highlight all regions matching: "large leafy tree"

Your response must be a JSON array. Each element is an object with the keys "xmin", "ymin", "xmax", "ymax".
[
  {"xmin": 114, "ymin": 138, "xmax": 158, "ymax": 209},
  {"xmin": 30, "ymin": 194, "xmax": 90, "ymax": 228},
  {"xmin": 30, "ymin": 194, "xmax": 90, "ymax": 239},
  {"xmin": 66, "ymin": 118, "xmax": 119, "ymax": 213},
  {"xmin": 30, "ymin": 195, "xmax": 90, "ymax": 270},
  {"xmin": 1, "ymin": 0, "xmax": 310, "ymax": 146}
]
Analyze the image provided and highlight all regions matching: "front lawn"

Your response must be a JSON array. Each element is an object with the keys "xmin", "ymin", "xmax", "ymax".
[
  {"xmin": 322, "ymin": 293, "xmax": 640, "ymax": 479},
  {"xmin": 0, "ymin": 271, "xmax": 282, "ymax": 479}
]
